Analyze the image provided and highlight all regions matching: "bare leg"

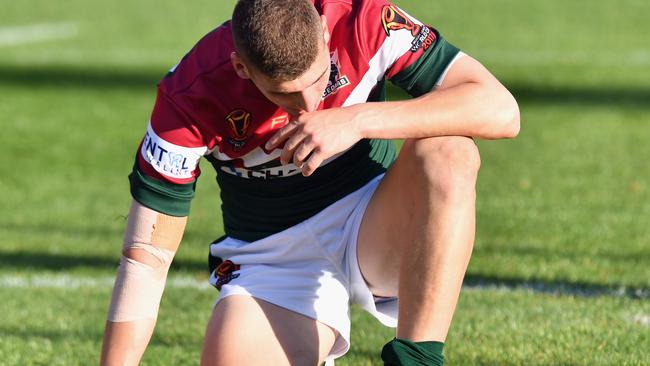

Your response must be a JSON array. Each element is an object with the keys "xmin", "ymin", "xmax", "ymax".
[
  {"xmin": 357, "ymin": 136, "xmax": 480, "ymax": 341},
  {"xmin": 201, "ymin": 295, "xmax": 337, "ymax": 366}
]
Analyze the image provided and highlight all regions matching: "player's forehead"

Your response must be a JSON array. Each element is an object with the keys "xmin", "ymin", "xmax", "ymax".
[
  {"xmin": 265, "ymin": 64, "xmax": 329, "ymax": 94},
  {"xmin": 260, "ymin": 44, "xmax": 330, "ymax": 94}
]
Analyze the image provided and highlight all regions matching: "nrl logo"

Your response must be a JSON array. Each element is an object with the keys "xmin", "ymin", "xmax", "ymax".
[
  {"xmin": 323, "ymin": 50, "xmax": 350, "ymax": 98},
  {"xmin": 225, "ymin": 109, "xmax": 252, "ymax": 151}
]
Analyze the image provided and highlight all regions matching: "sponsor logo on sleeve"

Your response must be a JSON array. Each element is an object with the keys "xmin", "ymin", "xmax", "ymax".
[
  {"xmin": 322, "ymin": 50, "xmax": 350, "ymax": 98},
  {"xmin": 140, "ymin": 123, "xmax": 206, "ymax": 179},
  {"xmin": 225, "ymin": 109, "xmax": 252, "ymax": 151},
  {"xmin": 410, "ymin": 26, "xmax": 437, "ymax": 52}
]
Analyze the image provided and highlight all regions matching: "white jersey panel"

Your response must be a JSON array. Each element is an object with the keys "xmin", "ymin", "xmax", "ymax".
[{"xmin": 343, "ymin": 6, "xmax": 425, "ymax": 107}]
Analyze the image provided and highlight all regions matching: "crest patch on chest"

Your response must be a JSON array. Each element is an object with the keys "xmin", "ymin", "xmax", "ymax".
[{"xmin": 323, "ymin": 50, "xmax": 350, "ymax": 98}]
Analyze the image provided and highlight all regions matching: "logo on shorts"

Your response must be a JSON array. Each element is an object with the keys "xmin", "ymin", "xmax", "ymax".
[
  {"xmin": 213, "ymin": 260, "xmax": 241, "ymax": 290},
  {"xmin": 381, "ymin": 4, "xmax": 421, "ymax": 37},
  {"xmin": 226, "ymin": 109, "xmax": 252, "ymax": 151},
  {"xmin": 322, "ymin": 50, "xmax": 350, "ymax": 99}
]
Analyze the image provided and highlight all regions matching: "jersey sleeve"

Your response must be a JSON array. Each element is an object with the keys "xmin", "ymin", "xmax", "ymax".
[
  {"xmin": 129, "ymin": 88, "xmax": 209, "ymax": 216},
  {"xmin": 357, "ymin": 0, "xmax": 462, "ymax": 97}
]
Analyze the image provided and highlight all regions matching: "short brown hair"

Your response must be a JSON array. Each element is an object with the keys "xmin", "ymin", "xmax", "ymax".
[{"xmin": 232, "ymin": 0, "xmax": 322, "ymax": 80}]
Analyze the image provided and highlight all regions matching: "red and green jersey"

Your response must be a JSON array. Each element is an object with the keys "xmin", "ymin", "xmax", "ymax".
[{"xmin": 130, "ymin": 0, "xmax": 461, "ymax": 241}]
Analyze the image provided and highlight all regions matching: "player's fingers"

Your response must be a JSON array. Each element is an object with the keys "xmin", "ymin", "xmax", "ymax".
[
  {"xmin": 280, "ymin": 133, "xmax": 306, "ymax": 165},
  {"xmin": 293, "ymin": 139, "xmax": 315, "ymax": 167},
  {"xmin": 265, "ymin": 120, "xmax": 299, "ymax": 150},
  {"xmin": 301, "ymin": 149, "xmax": 324, "ymax": 177}
]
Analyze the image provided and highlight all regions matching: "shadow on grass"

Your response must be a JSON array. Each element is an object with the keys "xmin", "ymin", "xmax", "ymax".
[
  {"xmin": 2, "ymin": 64, "xmax": 650, "ymax": 107},
  {"xmin": 0, "ymin": 64, "xmax": 161, "ymax": 90},
  {"xmin": 463, "ymin": 273, "xmax": 650, "ymax": 300},
  {"xmin": 0, "ymin": 220, "xmax": 214, "ymax": 244},
  {"xmin": 509, "ymin": 85, "xmax": 650, "ymax": 107},
  {"xmin": 0, "ymin": 250, "xmax": 205, "ymax": 272},
  {"xmin": 0, "ymin": 221, "xmax": 124, "ymax": 240}
]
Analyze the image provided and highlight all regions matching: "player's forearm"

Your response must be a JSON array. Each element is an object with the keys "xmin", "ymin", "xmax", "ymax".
[
  {"xmin": 101, "ymin": 200, "xmax": 187, "ymax": 365},
  {"xmin": 100, "ymin": 257, "xmax": 171, "ymax": 366},
  {"xmin": 353, "ymin": 79, "xmax": 519, "ymax": 141},
  {"xmin": 101, "ymin": 319, "xmax": 157, "ymax": 366}
]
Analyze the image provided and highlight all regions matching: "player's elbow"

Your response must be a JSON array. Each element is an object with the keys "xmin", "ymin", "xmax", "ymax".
[
  {"xmin": 502, "ymin": 96, "xmax": 520, "ymax": 138},
  {"xmin": 491, "ymin": 91, "xmax": 520, "ymax": 139}
]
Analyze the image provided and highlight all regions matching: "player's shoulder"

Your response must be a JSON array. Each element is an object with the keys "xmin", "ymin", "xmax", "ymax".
[
  {"xmin": 319, "ymin": 0, "xmax": 396, "ymax": 59},
  {"xmin": 159, "ymin": 21, "xmax": 236, "ymax": 97},
  {"xmin": 318, "ymin": 0, "xmax": 386, "ymax": 21}
]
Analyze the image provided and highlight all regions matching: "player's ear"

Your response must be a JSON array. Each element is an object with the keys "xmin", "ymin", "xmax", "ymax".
[
  {"xmin": 320, "ymin": 15, "xmax": 330, "ymax": 44},
  {"xmin": 230, "ymin": 52, "xmax": 251, "ymax": 79}
]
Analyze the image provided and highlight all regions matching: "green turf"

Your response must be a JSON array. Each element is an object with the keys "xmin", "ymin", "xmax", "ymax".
[
  {"xmin": 1, "ymin": 0, "xmax": 649, "ymax": 364},
  {"xmin": 1, "ymin": 284, "xmax": 648, "ymax": 365}
]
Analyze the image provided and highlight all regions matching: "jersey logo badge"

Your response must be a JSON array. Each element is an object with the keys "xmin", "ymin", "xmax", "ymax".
[
  {"xmin": 381, "ymin": 5, "xmax": 436, "ymax": 53},
  {"xmin": 225, "ymin": 109, "xmax": 252, "ymax": 151},
  {"xmin": 381, "ymin": 4, "xmax": 421, "ymax": 37},
  {"xmin": 323, "ymin": 50, "xmax": 350, "ymax": 99},
  {"xmin": 212, "ymin": 260, "xmax": 241, "ymax": 290}
]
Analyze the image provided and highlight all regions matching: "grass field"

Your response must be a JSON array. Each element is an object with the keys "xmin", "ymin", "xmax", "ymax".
[{"xmin": 1, "ymin": 0, "xmax": 649, "ymax": 365}]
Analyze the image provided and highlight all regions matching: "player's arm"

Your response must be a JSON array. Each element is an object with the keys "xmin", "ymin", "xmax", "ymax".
[
  {"xmin": 350, "ymin": 53, "xmax": 519, "ymax": 140},
  {"xmin": 267, "ymin": 53, "xmax": 519, "ymax": 176},
  {"xmin": 100, "ymin": 199, "xmax": 187, "ymax": 366},
  {"xmin": 354, "ymin": 54, "xmax": 517, "ymax": 138}
]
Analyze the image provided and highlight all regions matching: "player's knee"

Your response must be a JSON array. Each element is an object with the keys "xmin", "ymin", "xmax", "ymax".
[{"xmin": 411, "ymin": 136, "xmax": 481, "ymax": 197}]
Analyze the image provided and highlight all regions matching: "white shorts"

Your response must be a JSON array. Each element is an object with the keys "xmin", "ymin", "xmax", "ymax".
[{"xmin": 208, "ymin": 174, "xmax": 398, "ymax": 360}]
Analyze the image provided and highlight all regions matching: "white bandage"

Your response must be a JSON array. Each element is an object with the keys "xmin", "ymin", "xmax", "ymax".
[
  {"xmin": 107, "ymin": 201, "xmax": 185, "ymax": 322},
  {"xmin": 107, "ymin": 243, "xmax": 175, "ymax": 322}
]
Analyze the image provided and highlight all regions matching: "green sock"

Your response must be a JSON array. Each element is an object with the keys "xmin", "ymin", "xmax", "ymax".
[{"xmin": 381, "ymin": 338, "xmax": 445, "ymax": 366}]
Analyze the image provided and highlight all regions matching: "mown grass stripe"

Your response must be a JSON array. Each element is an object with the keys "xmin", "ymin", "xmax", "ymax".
[
  {"xmin": 0, "ymin": 22, "xmax": 78, "ymax": 47},
  {"xmin": 2, "ymin": 274, "xmax": 649, "ymax": 300},
  {"xmin": 463, "ymin": 278, "xmax": 650, "ymax": 300},
  {"xmin": 476, "ymin": 49, "xmax": 650, "ymax": 66},
  {"xmin": 0, "ymin": 274, "xmax": 210, "ymax": 290}
]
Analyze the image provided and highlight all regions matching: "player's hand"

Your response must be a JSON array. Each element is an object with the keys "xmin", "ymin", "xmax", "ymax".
[{"xmin": 265, "ymin": 106, "xmax": 363, "ymax": 177}]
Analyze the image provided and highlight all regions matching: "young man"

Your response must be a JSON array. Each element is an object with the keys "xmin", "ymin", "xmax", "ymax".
[{"xmin": 101, "ymin": 0, "xmax": 519, "ymax": 365}]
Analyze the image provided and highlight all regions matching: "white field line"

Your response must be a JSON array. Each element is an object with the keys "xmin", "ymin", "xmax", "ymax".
[
  {"xmin": 1, "ymin": 274, "xmax": 649, "ymax": 300},
  {"xmin": 0, "ymin": 22, "xmax": 78, "ymax": 47},
  {"xmin": 0, "ymin": 274, "xmax": 211, "ymax": 290},
  {"xmin": 633, "ymin": 314, "xmax": 650, "ymax": 327}
]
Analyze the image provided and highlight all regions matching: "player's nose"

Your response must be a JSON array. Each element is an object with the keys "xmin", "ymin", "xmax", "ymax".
[{"xmin": 295, "ymin": 90, "xmax": 322, "ymax": 113}]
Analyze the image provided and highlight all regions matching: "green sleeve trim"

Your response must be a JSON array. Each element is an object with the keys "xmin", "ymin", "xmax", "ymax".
[
  {"xmin": 128, "ymin": 163, "xmax": 196, "ymax": 217},
  {"xmin": 390, "ymin": 34, "xmax": 460, "ymax": 97}
]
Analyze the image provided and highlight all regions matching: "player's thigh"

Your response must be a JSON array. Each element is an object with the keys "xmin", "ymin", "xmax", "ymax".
[
  {"xmin": 357, "ymin": 136, "xmax": 480, "ymax": 297},
  {"xmin": 201, "ymin": 295, "xmax": 337, "ymax": 366}
]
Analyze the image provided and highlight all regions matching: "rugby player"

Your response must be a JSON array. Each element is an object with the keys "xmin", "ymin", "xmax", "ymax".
[{"xmin": 100, "ymin": 0, "xmax": 520, "ymax": 365}]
